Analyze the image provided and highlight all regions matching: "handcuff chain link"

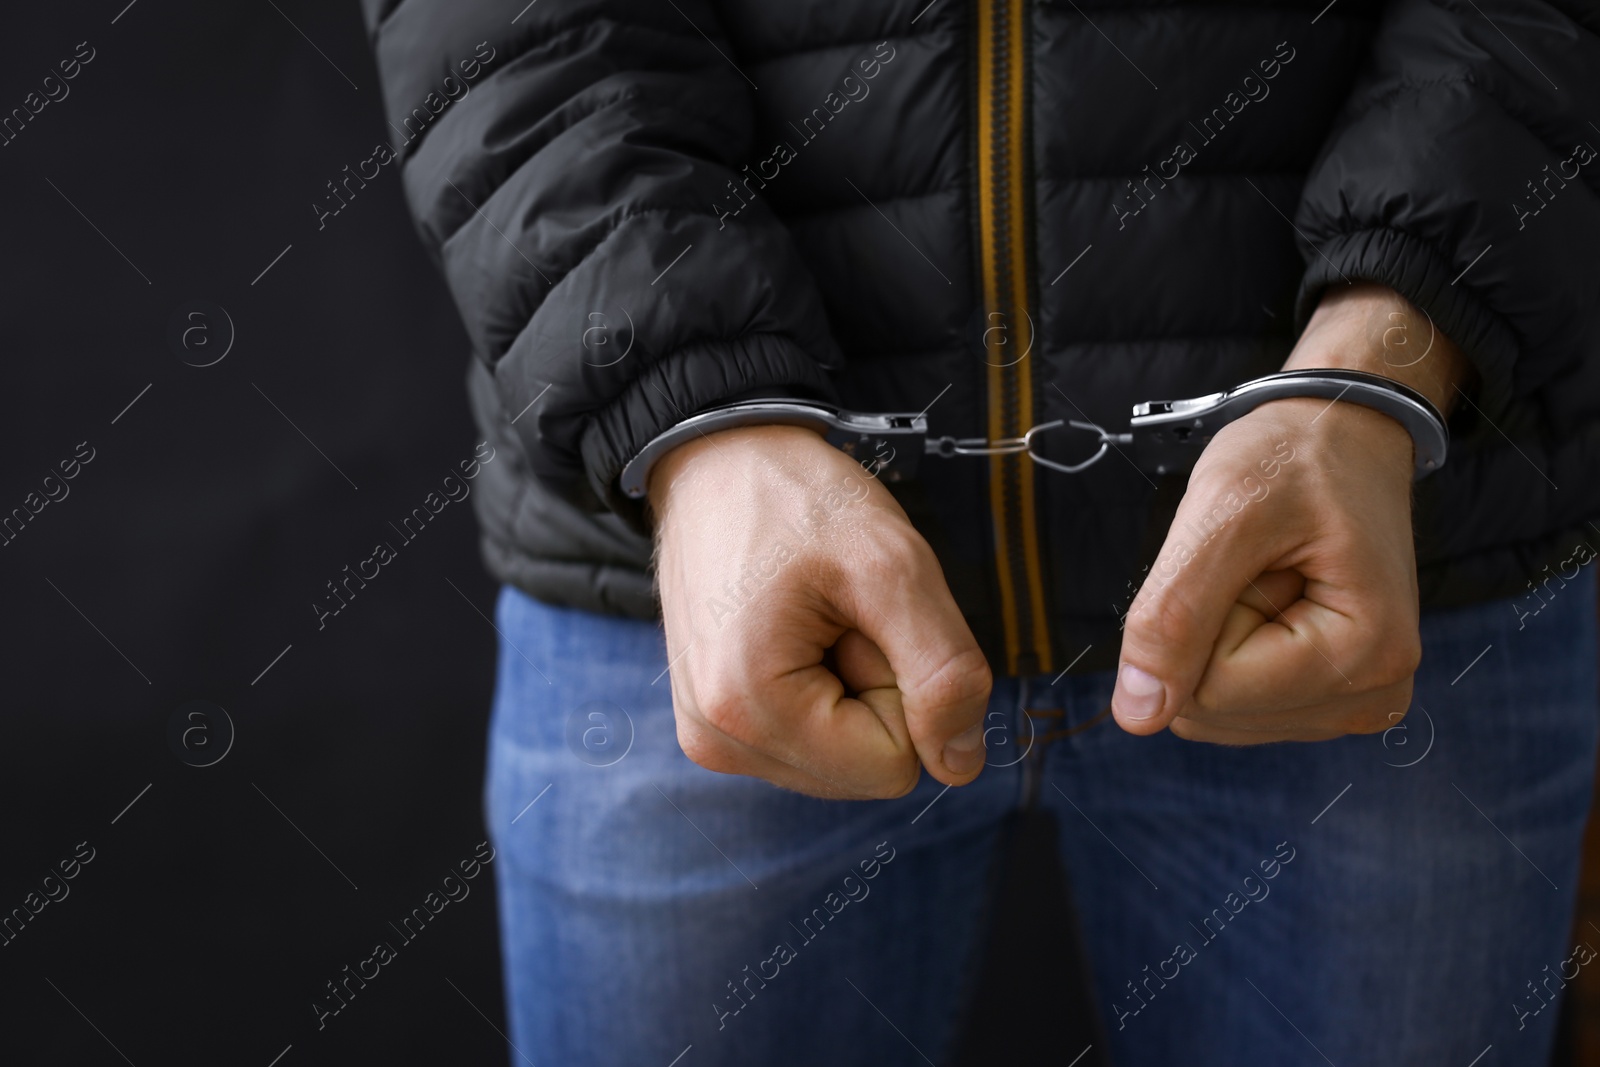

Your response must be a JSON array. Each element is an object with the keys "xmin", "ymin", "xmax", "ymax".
[{"xmin": 928, "ymin": 419, "xmax": 1117, "ymax": 475}]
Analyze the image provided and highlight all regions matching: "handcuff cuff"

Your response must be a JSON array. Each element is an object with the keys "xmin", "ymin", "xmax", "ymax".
[{"xmin": 618, "ymin": 369, "xmax": 1449, "ymax": 500}]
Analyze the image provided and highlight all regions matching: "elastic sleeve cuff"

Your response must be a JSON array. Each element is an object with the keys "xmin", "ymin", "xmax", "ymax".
[
  {"xmin": 579, "ymin": 332, "xmax": 840, "ymax": 534},
  {"xmin": 1291, "ymin": 226, "xmax": 1522, "ymax": 425}
]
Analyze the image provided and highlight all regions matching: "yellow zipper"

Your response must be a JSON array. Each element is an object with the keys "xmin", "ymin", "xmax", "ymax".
[{"xmin": 976, "ymin": 0, "xmax": 1052, "ymax": 677}]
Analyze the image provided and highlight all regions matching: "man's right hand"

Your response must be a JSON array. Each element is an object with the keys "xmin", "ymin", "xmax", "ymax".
[{"xmin": 648, "ymin": 424, "xmax": 993, "ymax": 799}]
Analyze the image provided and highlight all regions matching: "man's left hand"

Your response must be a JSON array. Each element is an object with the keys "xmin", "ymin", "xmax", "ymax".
[{"xmin": 1111, "ymin": 283, "xmax": 1470, "ymax": 744}]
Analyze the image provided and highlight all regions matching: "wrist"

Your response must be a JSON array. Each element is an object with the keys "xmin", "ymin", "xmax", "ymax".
[
  {"xmin": 646, "ymin": 423, "xmax": 828, "ymax": 519},
  {"xmin": 1268, "ymin": 393, "xmax": 1417, "ymax": 482},
  {"xmin": 1283, "ymin": 283, "xmax": 1470, "ymax": 416}
]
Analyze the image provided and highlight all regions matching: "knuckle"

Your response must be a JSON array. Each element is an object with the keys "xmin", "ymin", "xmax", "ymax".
[
  {"xmin": 1128, "ymin": 588, "xmax": 1200, "ymax": 654},
  {"xmin": 1357, "ymin": 687, "xmax": 1414, "ymax": 735},
  {"xmin": 1349, "ymin": 713, "xmax": 1394, "ymax": 737},
  {"xmin": 927, "ymin": 646, "xmax": 993, "ymax": 711},
  {"xmin": 1359, "ymin": 627, "xmax": 1422, "ymax": 686},
  {"xmin": 1391, "ymin": 635, "xmax": 1424, "ymax": 680},
  {"xmin": 1187, "ymin": 687, "xmax": 1221, "ymax": 721},
  {"xmin": 859, "ymin": 523, "xmax": 931, "ymax": 586},
  {"xmin": 697, "ymin": 688, "xmax": 762, "ymax": 751},
  {"xmin": 1168, "ymin": 717, "xmax": 1201, "ymax": 742},
  {"xmin": 675, "ymin": 717, "xmax": 740, "ymax": 774},
  {"xmin": 871, "ymin": 759, "xmax": 923, "ymax": 801}
]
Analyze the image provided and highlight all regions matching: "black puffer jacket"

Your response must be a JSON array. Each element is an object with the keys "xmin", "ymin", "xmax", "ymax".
[{"xmin": 361, "ymin": 0, "xmax": 1600, "ymax": 678}]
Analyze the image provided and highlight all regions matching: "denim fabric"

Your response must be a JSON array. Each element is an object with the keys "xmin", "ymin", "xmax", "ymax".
[{"xmin": 486, "ymin": 568, "xmax": 1597, "ymax": 1066}]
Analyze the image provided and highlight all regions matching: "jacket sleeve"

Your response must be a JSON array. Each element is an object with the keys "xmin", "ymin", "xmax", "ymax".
[
  {"xmin": 360, "ymin": 0, "xmax": 843, "ymax": 529},
  {"xmin": 1293, "ymin": 0, "xmax": 1600, "ymax": 430}
]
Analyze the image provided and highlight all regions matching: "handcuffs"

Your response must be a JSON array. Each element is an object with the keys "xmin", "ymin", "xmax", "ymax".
[{"xmin": 618, "ymin": 369, "xmax": 1448, "ymax": 499}]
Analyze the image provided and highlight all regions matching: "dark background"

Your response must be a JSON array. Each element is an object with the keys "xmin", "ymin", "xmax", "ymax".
[
  {"xmin": 0, "ymin": 2, "xmax": 505, "ymax": 1063},
  {"xmin": 0, "ymin": 3, "xmax": 1586, "ymax": 1065}
]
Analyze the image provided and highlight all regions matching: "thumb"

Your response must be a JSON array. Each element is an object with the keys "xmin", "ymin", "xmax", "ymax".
[
  {"xmin": 1115, "ymin": 506, "xmax": 1278, "ymax": 734},
  {"xmin": 837, "ymin": 537, "xmax": 994, "ymax": 786}
]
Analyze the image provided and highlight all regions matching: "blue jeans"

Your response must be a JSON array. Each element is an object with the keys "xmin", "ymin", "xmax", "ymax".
[{"xmin": 486, "ymin": 570, "xmax": 1597, "ymax": 1066}]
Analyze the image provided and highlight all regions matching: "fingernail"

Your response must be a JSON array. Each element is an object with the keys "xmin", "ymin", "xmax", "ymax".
[
  {"xmin": 1114, "ymin": 663, "xmax": 1165, "ymax": 722},
  {"xmin": 942, "ymin": 724, "xmax": 985, "ymax": 776}
]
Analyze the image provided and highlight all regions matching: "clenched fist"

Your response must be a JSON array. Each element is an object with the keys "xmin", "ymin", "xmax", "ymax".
[
  {"xmin": 649, "ymin": 423, "xmax": 993, "ymax": 798},
  {"xmin": 1113, "ymin": 283, "xmax": 1471, "ymax": 743}
]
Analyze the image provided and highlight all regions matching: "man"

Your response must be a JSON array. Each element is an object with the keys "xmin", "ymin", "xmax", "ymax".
[{"xmin": 361, "ymin": 0, "xmax": 1600, "ymax": 1063}]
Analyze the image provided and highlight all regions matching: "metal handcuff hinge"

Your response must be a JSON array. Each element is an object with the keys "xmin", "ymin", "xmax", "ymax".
[{"xmin": 617, "ymin": 369, "xmax": 1449, "ymax": 500}]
